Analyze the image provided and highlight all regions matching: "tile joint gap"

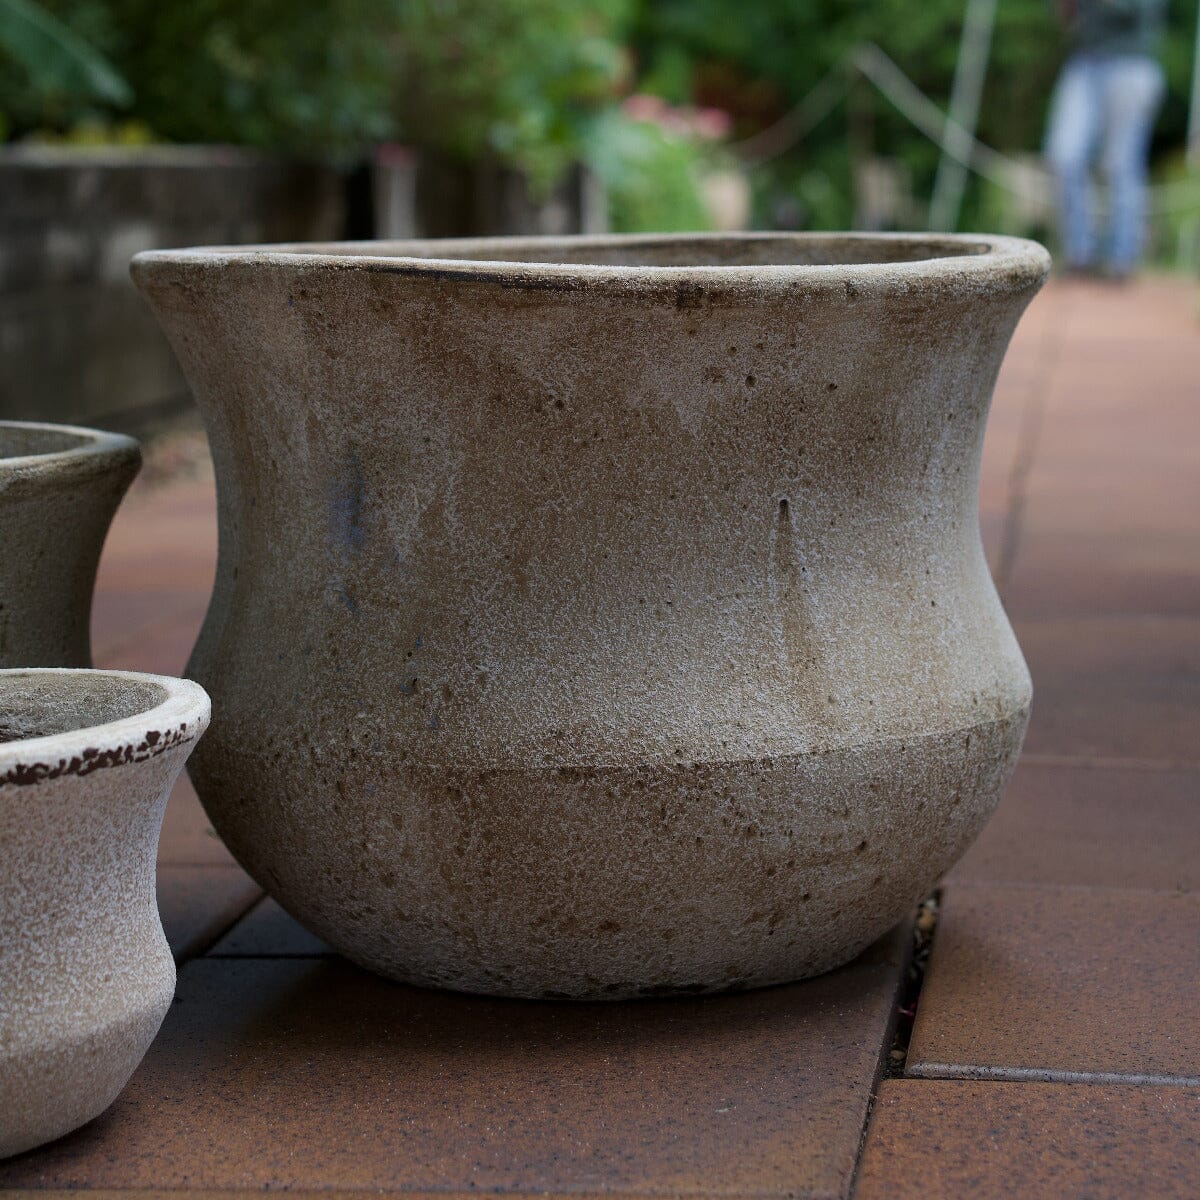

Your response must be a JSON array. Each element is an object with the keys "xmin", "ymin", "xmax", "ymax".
[
  {"xmin": 907, "ymin": 1063, "xmax": 1200, "ymax": 1088},
  {"xmin": 175, "ymin": 888, "xmax": 265, "ymax": 966},
  {"xmin": 847, "ymin": 893, "xmax": 939, "ymax": 1198}
]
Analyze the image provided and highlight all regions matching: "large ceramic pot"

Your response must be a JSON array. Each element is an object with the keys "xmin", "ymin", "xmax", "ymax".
[
  {"xmin": 0, "ymin": 421, "xmax": 140, "ymax": 668},
  {"xmin": 133, "ymin": 233, "xmax": 1048, "ymax": 999},
  {"xmin": 0, "ymin": 668, "xmax": 209, "ymax": 1157}
]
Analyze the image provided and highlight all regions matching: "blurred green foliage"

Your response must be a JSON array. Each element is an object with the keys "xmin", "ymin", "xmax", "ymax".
[
  {"xmin": 1, "ymin": 0, "xmax": 1197, "ymax": 237},
  {"xmin": 394, "ymin": 0, "xmax": 631, "ymax": 192},
  {"xmin": 0, "ymin": 0, "xmax": 129, "ymax": 123},
  {"xmin": 0, "ymin": 0, "xmax": 396, "ymax": 155},
  {"xmin": 0, "ymin": 0, "xmax": 632, "ymax": 171},
  {"xmin": 585, "ymin": 107, "xmax": 715, "ymax": 231},
  {"xmin": 630, "ymin": 0, "xmax": 1198, "ymax": 232},
  {"xmin": 632, "ymin": 0, "xmax": 1063, "ymax": 230}
]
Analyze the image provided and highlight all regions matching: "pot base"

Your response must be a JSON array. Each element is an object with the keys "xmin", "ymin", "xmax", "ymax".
[
  {"xmin": 196, "ymin": 706, "xmax": 1027, "ymax": 1000},
  {"xmin": 0, "ymin": 988, "xmax": 172, "ymax": 1159}
]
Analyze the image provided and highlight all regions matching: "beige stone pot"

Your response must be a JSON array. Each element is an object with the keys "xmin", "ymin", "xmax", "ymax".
[
  {"xmin": 0, "ymin": 422, "xmax": 140, "ymax": 668},
  {"xmin": 133, "ymin": 233, "xmax": 1048, "ymax": 999},
  {"xmin": 0, "ymin": 669, "xmax": 209, "ymax": 1157}
]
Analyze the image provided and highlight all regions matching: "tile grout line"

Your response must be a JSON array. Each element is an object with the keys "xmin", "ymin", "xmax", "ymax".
[
  {"xmin": 173, "ymin": 886, "xmax": 265, "ymax": 967},
  {"xmin": 943, "ymin": 877, "xmax": 1196, "ymax": 899},
  {"xmin": 847, "ymin": 897, "xmax": 935, "ymax": 1199},
  {"xmin": 206, "ymin": 892, "xmax": 272, "ymax": 954},
  {"xmin": 907, "ymin": 1063, "xmax": 1200, "ymax": 1088},
  {"xmin": 1019, "ymin": 752, "xmax": 1200, "ymax": 772}
]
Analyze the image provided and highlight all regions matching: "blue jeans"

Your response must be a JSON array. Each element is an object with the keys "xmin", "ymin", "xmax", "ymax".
[{"xmin": 1044, "ymin": 53, "xmax": 1165, "ymax": 274}]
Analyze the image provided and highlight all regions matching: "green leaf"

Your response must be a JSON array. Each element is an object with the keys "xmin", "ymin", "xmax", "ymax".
[{"xmin": 0, "ymin": 0, "xmax": 132, "ymax": 107}]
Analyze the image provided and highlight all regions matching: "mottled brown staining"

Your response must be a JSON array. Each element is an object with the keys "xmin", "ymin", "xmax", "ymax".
[{"xmin": 0, "ymin": 722, "xmax": 194, "ymax": 787}]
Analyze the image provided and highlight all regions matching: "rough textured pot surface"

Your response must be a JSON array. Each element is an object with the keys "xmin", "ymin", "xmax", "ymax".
[
  {"xmin": 0, "ymin": 669, "xmax": 209, "ymax": 1157},
  {"xmin": 133, "ymin": 232, "xmax": 1048, "ymax": 999},
  {"xmin": 0, "ymin": 422, "xmax": 140, "ymax": 668}
]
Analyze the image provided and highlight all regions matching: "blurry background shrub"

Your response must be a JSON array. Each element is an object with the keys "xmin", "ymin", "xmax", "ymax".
[
  {"xmin": 1, "ymin": 0, "xmax": 1198, "ymax": 245},
  {"xmin": 393, "ymin": 0, "xmax": 630, "ymax": 195},
  {"xmin": 0, "ymin": 0, "xmax": 130, "ymax": 140},
  {"xmin": 0, "ymin": 0, "xmax": 396, "ymax": 155},
  {"xmin": 586, "ymin": 97, "xmax": 735, "ymax": 232}
]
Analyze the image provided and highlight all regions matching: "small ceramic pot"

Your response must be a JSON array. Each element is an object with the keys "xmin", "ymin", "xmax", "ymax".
[
  {"xmin": 134, "ymin": 233, "xmax": 1048, "ymax": 999},
  {"xmin": 0, "ymin": 668, "xmax": 209, "ymax": 1158},
  {"xmin": 0, "ymin": 421, "xmax": 141, "ymax": 669}
]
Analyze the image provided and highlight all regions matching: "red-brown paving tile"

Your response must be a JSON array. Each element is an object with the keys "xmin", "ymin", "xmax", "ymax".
[
  {"xmin": 978, "ymin": 334, "xmax": 1046, "ymax": 519},
  {"xmin": 208, "ymin": 895, "xmax": 332, "ymax": 957},
  {"xmin": 94, "ymin": 478, "xmax": 217, "ymax": 588},
  {"xmin": 93, "ymin": 613, "xmax": 204, "ymax": 678},
  {"xmin": 94, "ymin": 531, "xmax": 216, "ymax": 592},
  {"xmin": 1040, "ymin": 384, "xmax": 1200, "ymax": 448},
  {"xmin": 91, "ymin": 473, "xmax": 216, "ymax": 659},
  {"xmin": 156, "ymin": 772, "xmax": 235, "ymax": 866},
  {"xmin": 156, "ymin": 865, "xmax": 262, "ymax": 962},
  {"xmin": 1005, "ymin": 526, "xmax": 1200, "ymax": 618},
  {"xmin": 906, "ymin": 883, "xmax": 1200, "ymax": 1084},
  {"xmin": 948, "ymin": 761, "xmax": 1200, "ymax": 892},
  {"xmin": 0, "ymin": 925, "xmax": 910, "ymax": 1197},
  {"xmin": 1004, "ymin": 411, "xmax": 1200, "ymax": 616},
  {"xmin": 854, "ymin": 1079, "xmax": 1200, "ymax": 1200},
  {"xmin": 0, "ymin": 1194, "xmax": 563, "ymax": 1200},
  {"xmin": 1015, "ymin": 616, "xmax": 1200, "ymax": 764},
  {"xmin": 91, "ymin": 588, "xmax": 210, "ymax": 660},
  {"xmin": 979, "ymin": 395, "xmax": 1024, "ymax": 488}
]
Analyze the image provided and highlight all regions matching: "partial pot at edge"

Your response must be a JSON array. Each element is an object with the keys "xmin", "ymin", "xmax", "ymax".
[
  {"xmin": 0, "ymin": 668, "xmax": 209, "ymax": 1158},
  {"xmin": 0, "ymin": 421, "xmax": 141, "ymax": 669}
]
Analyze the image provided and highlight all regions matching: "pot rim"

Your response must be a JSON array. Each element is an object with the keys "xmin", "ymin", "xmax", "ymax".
[
  {"xmin": 131, "ymin": 231, "xmax": 1050, "ymax": 299},
  {"xmin": 0, "ymin": 668, "xmax": 210, "ymax": 778},
  {"xmin": 0, "ymin": 420, "xmax": 139, "ymax": 474}
]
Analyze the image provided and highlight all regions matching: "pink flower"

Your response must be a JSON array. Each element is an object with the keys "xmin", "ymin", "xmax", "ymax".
[{"xmin": 621, "ymin": 94, "xmax": 732, "ymax": 143}]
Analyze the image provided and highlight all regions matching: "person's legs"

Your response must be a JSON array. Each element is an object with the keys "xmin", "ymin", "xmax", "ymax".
[
  {"xmin": 1045, "ymin": 56, "xmax": 1101, "ymax": 269},
  {"xmin": 1100, "ymin": 55, "xmax": 1166, "ymax": 276}
]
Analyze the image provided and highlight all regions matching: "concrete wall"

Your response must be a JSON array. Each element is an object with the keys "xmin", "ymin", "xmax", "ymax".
[
  {"xmin": 372, "ymin": 150, "xmax": 607, "ymax": 239},
  {"xmin": 0, "ymin": 147, "xmax": 344, "ymax": 434}
]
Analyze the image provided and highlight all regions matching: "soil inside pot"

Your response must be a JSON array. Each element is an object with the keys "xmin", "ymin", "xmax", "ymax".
[{"xmin": 0, "ymin": 675, "xmax": 167, "ymax": 743}]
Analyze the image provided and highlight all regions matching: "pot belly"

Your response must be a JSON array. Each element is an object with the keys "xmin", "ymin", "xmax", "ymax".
[
  {"xmin": 133, "ymin": 229, "xmax": 1049, "ymax": 998},
  {"xmin": 189, "ymin": 700, "xmax": 1027, "ymax": 998}
]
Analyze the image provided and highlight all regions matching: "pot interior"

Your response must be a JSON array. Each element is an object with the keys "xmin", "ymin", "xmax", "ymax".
[
  {"xmin": 0, "ymin": 425, "xmax": 97, "ymax": 460},
  {"xmin": 279, "ymin": 234, "xmax": 993, "ymax": 269},
  {"xmin": 0, "ymin": 674, "xmax": 167, "ymax": 743}
]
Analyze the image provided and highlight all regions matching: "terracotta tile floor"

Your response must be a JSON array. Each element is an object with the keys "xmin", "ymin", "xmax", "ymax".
[{"xmin": 4, "ymin": 274, "xmax": 1198, "ymax": 1196}]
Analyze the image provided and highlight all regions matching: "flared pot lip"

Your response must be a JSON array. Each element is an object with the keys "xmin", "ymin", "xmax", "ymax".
[
  {"xmin": 131, "ymin": 231, "xmax": 1051, "ymax": 300},
  {"xmin": 0, "ymin": 668, "xmax": 210, "ymax": 781},
  {"xmin": 0, "ymin": 419, "xmax": 139, "ymax": 473}
]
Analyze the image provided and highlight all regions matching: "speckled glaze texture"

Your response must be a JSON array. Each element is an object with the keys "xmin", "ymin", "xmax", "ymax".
[
  {"xmin": 132, "ymin": 232, "xmax": 1048, "ymax": 999},
  {"xmin": 0, "ymin": 422, "xmax": 141, "ymax": 668},
  {"xmin": 0, "ymin": 669, "xmax": 210, "ymax": 1157}
]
